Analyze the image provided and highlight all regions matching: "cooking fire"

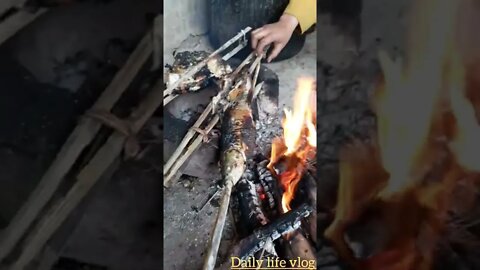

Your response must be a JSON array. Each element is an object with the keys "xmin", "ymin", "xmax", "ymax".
[{"xmin": 163, "ymin": 27, "xmax": 317, "ymax": 270}]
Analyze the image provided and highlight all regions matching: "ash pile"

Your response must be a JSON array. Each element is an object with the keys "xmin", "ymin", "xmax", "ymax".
[{"xmin": 163, "ymin": 28, "xmax": 318, "ymax": 270}]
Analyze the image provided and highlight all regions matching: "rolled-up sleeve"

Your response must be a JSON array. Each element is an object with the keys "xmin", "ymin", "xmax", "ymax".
[{"xmin": 284, "ymin": 0, "xmax": 317, "ymax": 33}]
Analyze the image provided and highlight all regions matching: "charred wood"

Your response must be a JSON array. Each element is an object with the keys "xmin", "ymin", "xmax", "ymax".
[
  {"xmin": 229, "ymin": 204, "xmax": 313, "ymax": 260},
  {"xmin": 256, "ymin": 160, "xmax": 281, "ymax": 216},
  {"xmin": 234, "ymin": 164, "xmax": 269, "ymax": 236}
]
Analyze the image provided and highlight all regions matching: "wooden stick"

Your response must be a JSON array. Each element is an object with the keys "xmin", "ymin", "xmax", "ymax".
[
  {"xmin": 163, "ymin": 32, "xmax": 249, "ymax": 106},
  {"xmin": 0, "ymin": 1, "xmax": 28, "ymax": 14},
  {"xmin": 164, "ymin": 27, "xmax": 252, "ymax": 99},
  {"xmin": 202, "ymin": 179, "xmax": 236, "ymax": 270},
  {"xmin": 163, "ymin": 114, "xmax": 219, "ymax": 186},
  {"xmin": 198, "ymin": 188, "xmax": 222, "ymax": 213},
  {"xmin": 0, "ymin": 8, "xmax": 47, "ymax": 46},
  {"xmin": 248, "ymin": 55, "xmax": 262, "ymax": 75},
  {"xmin": 9, "ymin": 80, "xmax": 164, "ymax": 270},
  {"xmin": 0, "ymin": 31, "xmax": 153, "ymax": 263},
  {"xmin": 163, "ymin": 93, "xmax": 177, "ymax": 105},
  {"xmin": 251, "ymin": 56, "xmax": 262, "ymax": 88},
  {"xmin": 163, "ymin": 50, "xmax": 257, "ymax": 186},
  {"xmin": 163, "ymin": 102, "xmax": 213, "ymax": 176},
  {"xmin": 232, "ymin": 52, "xmax": 255, "ymax": 77},
  {"xmin": 152, "ymin": 15, "xmax": 162, "ymax": 70}
]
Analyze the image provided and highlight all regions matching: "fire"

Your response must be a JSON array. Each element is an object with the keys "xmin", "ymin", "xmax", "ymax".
[
  {"xmin": 325, "ymin": 0, "xmax": 480, "ymax": 269},
  {"xmin": 268, "ymin": 78, "xmax": 316, "ymax": 213}
]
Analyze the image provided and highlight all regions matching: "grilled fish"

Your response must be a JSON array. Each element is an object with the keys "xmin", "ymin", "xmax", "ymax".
[
  {"xmin": 203, "ymin": 71, "xmax": 256, "ymax": 270},
  {"xmin": 166, "ymin": 51, "xmax": 232, "ymax": 94}
]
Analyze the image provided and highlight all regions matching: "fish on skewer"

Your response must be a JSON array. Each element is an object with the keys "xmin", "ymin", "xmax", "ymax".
[
  {"xmin": 202, "ymin": 69, "xmax": 258, "ymax": 270},
  {"xmin": 165, "ymin": 51, "xmax": 232, "ymax": 94}
]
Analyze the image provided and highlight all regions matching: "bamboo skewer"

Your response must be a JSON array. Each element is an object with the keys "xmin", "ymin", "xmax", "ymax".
[
  {"xmin": 164, "ymin": 46, "xmax": 265, "ymax": 269},
  {"xmin": 202, "ymin": 177, "xmax": 238, "ymax": 270},
  {"xmin": 164, "ymin": 29, "xmax": 250, "ymax": 106},
  {"xmin": 203, "ymin": 68, "xmax": 261, "ymax": 270},
  {"xmin": 164, "ymin": 102, "xmax": 213, "ymax": 174},
  {"xmin": 163, "ymin": 55, "xmax": 265, "ymax": 188},
  {"xmin": 0, "ymin": 6, "xmax": 47, "ymax": 46},
  {"xmin": 163, "ymin": 114, "xmax": 220, "ymax": 185},
  {"xmin": 163, "ymin": 45, "xmax": 257, "ymax": 186},
  {"xmin": 0, "ymin": 31, "xmax": 153, "ymax": 263},
  {"xmin": 163, "ymin": 27, "xmax": 252, "ymax": 103},
  {"xmin": 10, "ymin": 80, "xmax": 164, "ymax": 270}
]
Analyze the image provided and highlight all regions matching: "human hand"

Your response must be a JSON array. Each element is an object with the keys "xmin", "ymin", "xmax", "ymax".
[{"xmin": 251, "ymin": 14, "xmax": 299, "ymax": 62}]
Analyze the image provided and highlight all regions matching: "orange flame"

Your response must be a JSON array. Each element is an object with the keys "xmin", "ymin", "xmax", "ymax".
[
  {"xmin": 325, "ymin": 0, "xmax": 480, "ymax": 269},
  {"xmin": 268, "ymin": 78, "xmax": 316, "ymax": 213}
]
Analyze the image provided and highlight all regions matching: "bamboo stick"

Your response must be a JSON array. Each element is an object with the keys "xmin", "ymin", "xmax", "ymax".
[
  {"xmin": 0, "ymin": 7, "xmax": 47, "ymax": 46},
  {"xmin": 163, "ymin": 114, "xmax": 220, "ymax": 186},
  {"xmin": 163, "ymin": 102, "xmax": 213, "ymax": 174},
  {"xmin": 163, "ymin": 50, "xmax": 255, "ymax": 185},
  {"xmin": 202, "ymin": 179, "xmax": 236, "ymax": 270},
  {"xmin": 163, "ymin": 93, "xmax": 177, "ymax": 105},
  {"xmin": 163, "ymin": 27, "xmax": 252, "ymax": 100},
  {"xmin": 9, "ymin": 80, "xmax": 163, "ymax": 270},
  {"xmin": 163, "ymin": 29, "xmax": 249, "ymax": 106},
  {"xmin": 0, "ymin": 31, "xmax": 153, "ymax": 263}
]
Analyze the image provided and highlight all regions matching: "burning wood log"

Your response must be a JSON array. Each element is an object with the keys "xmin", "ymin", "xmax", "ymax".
[
  {"xmin": 257, "ymin": 159, "xmax": 281, "ymax": 215},
  {"xmin": 229, "ymin": 203, "xmax": 314, "ymax": 260},
  {"xmin": 234, "ymin": 164, "xmax": 269, "ymax": 234},
  {"xmin": 0, "ymin": 31, "xmax": 153, "ymax": 263}
]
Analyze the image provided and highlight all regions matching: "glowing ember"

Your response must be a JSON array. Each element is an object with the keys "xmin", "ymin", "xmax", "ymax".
[{"xmin": 268, "ymin": 78, "xmax": 316, "ymax": 213}]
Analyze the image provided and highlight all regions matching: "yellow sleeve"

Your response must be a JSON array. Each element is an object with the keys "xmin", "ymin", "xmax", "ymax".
[{"xmin": 284, "ymin": 0, "xmax": 317, "ymax": 34}]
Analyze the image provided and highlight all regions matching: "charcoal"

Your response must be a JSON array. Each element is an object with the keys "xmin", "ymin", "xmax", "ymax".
[
  {"xmin": 229, "ymin": 204, "xmax": 314, "ymax": 260},
  {"xmin": 256, "ymin": 160, "xmax": 281, "ymax": 216},
  {"xmin": 233, "ymin": 164, "xmax": 269, "ymax": 236}
]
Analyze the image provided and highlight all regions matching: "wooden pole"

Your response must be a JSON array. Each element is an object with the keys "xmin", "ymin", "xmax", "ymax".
[
  {"xmin": 0, "ymin": 8, "xmax": 47, "ymax": 46},
  {"xmin": 202, "ymin": 180, "xmax": 236, "ymax": 270},
  {"xmin": 9, "ymin": 79, "xmax": 163, "ymax": 270},
  {"xmin": 0, "ymin": 31, "xmax": 153, "ymax": 263}
]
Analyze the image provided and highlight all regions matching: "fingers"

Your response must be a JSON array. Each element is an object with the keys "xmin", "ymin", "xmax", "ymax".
[
  {"xmin": 267, "ymin": 42, "xmax": 286, "ymax": 62},
  {"xmin": 251, "ymin": 27, "xmax": 268, "ymax": 52},
  {"xmin": 256, "ymin": 35, "xmax": 274, "ymax": 56},
  {"xmin": 251, "ymin": 23, "xmax": 289, "ymax": 61}
]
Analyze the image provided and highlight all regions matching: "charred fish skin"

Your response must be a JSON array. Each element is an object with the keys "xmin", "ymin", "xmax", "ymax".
[
  {"xmin": 166, "ymin": 51, "xmax": 232, "ymax": 94},
  {"xmin": 220, "ymin": 80, "xmax": 256, "ymax": 186}
]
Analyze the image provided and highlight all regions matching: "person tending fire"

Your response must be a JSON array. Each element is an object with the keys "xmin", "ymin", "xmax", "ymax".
[{"xmin": 250, "ymin": 0, "xmax": 317, "ymax": 62}]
